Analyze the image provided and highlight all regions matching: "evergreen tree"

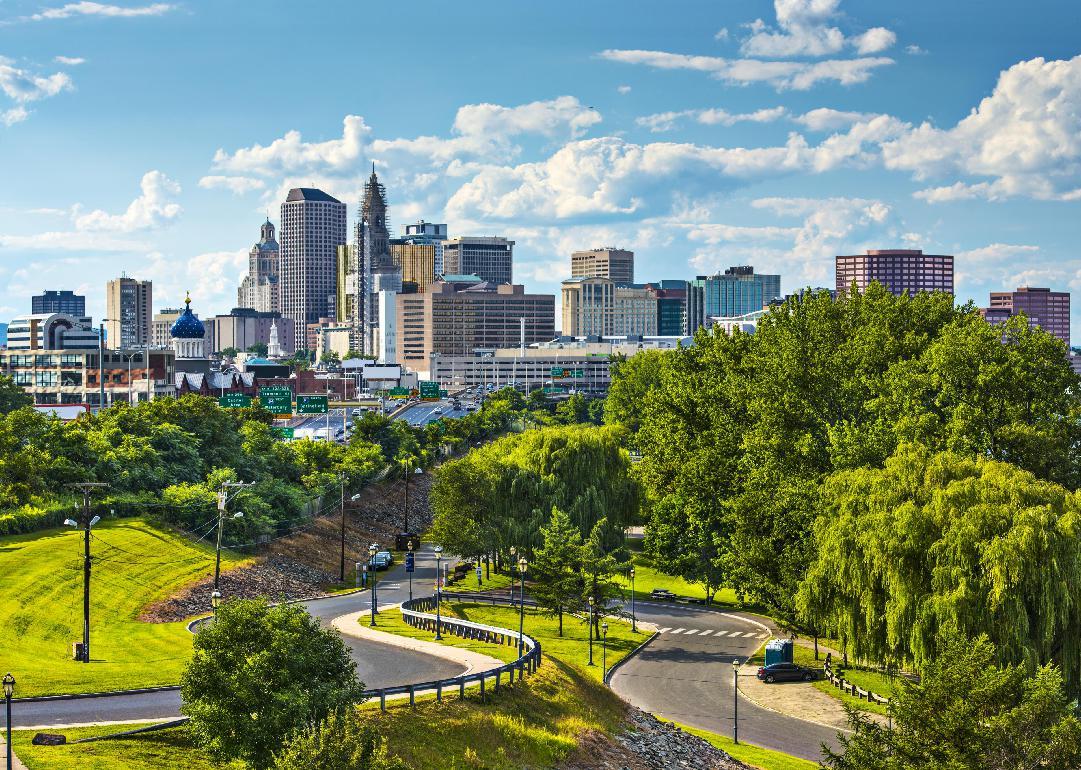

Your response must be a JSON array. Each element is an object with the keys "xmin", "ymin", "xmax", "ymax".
[{"xmin": 531, "ymin": 507, "xmax": 583, "ymax": 635}]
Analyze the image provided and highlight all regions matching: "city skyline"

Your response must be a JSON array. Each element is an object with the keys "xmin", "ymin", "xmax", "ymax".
[{"xmin": 0, "ymin": 1, "xmax": 1079, "ymax": 335}]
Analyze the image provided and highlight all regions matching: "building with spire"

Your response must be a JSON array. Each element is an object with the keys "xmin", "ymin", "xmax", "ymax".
[
  {"xmin": 362, "ymin": 164, "xmax": 391, "ymax": 266},
  {"xmin": 170, "ymin": 292, "xmax": 207, "ymax": 361},
  {"xmin": 238, "ymin": 218, "xmax": 280, "ymax": 313},
  {"xmin": 267, "ymin": 319, "xmax": 284, "ymax": 358}
]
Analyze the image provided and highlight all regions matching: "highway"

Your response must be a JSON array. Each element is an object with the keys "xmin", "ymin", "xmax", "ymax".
[
  {"xmin": 395, "ymin": 398, "xmax": 469, "ymax": 426},
  {"xmin": 610, "ymin": 602, "xmax": 842, "ymax": 762},
  {"xmin": 11, "ymin": 547, "xmax": 459, "ymax": 729}
]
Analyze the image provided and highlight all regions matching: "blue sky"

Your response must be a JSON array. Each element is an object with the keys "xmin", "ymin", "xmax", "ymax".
[{"xmin": 1, "ymin": 0, "xmax": 1080, "ymax": 336}]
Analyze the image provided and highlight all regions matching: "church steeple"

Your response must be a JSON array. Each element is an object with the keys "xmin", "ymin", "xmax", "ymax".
[{"xmin": 362, "ymin": 163, "xmax": 390, "ymax": 265}]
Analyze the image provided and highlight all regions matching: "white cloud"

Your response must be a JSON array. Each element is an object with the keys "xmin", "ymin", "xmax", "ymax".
[
  {"xmin": 598, "ymin": 49, "xmax": 893, "ymax": 90},
  {"xmin": 793, "ymin": 107, "xmax": 879, "ymax": 131},
  {"xmin": 616, "ymin": 84, "xmax": 632, "ymax": 95},
  {"xmin": 714, "ymin": 27, "xmax": 730, "ymax": 41},
  {"xmin": 905, "ymin": 44, "xmax": 927, "ymax": 55},
  {"xmin": 198, "ymin": 175, "xmax": 266, "ymax": 195},
  {"xmin": 0, "ymin": 230, "xmax": 153, "ymax": 251},
  {"xmin": 884, "ymin": 54, "xmax": 1081, "ymax": 202},
  {"xmin": 73, "ymin": 170, "xmax": 181, "ymax": 232},
  {"xmin": 28, "ymin": 2, "xmax": 174, "ymax": 21},
  {"xmin": 452, "ymin": 96, "xmax": 600, "ymax": 141},
  {"xmin": 0, "ymin": 61, "xmax": 72, "ymax": 102},
  {"xmin": 1, "ymin": 106, "xmax": 29, "ymax": 126},
  {"xmin": 53, "ymin": 55, "xmax": 86, "ymax": 65},
  {"xmin": 740, "ymin": 0, "xmax": 896, "ymax": 58},
  {"xmin": 211, "ymin": 115, "xmax": 371, "ymax": 176},
  {"xmin": 637, "ymin": 106, "xmax": 787, "ymax": 132}
]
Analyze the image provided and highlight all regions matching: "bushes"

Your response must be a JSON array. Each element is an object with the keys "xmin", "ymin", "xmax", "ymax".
[{"xmin": 0, "ymin": 502, "xmax": 61, "ymax": 536}]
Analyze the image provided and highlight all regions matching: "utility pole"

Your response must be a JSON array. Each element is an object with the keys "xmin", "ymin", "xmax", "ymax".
[
  {"xmin": 67, "ymin": 482, "xmax": 108, "ymax": 663},
  {"xmin": 97, "ymin": 322, "xmax": 105, "ymax": 410},
  {"xmin": 215, "ymin": 481, "xmax": 253, "ymax": 589}
]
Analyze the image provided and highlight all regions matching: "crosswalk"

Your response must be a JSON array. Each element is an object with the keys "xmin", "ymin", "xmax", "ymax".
[{"xmin": 656, "ymin": 627, "xmax": 769, "ymax": 639}]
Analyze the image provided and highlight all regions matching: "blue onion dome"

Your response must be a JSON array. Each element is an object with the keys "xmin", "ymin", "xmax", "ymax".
[{"xmin": 170, "ymin": 291, "xmax": 206, "ymax": 339}]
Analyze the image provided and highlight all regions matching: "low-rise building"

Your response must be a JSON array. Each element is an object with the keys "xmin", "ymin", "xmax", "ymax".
[
  {"xmin": 0, "ymin": 347, "xmax": 176, "ymax": 406},
  {"xmin": 7, "ymin": 313, "xmax": 100, "ymax": 350}
]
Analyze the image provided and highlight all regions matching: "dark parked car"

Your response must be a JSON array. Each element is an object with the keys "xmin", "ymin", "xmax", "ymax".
[
  {"xmin": 370, "ymin": 551, "xmax": 394, "ymax": 570},
  {"xmin": 756, "ymin": 662, "xmax": 815, "ymax": 684}
]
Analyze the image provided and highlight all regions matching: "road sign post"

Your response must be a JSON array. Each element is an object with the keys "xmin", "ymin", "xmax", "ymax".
[
  {"xmin": 297, "ymin": 395, "xmax": 329, "ymax": 414},
  {"xmin": 259, "ymin": 387, "xmax": 293, "ymax": 416},
  {"xmin": 218, "ymin": 393, "xmax": 252, "ymax": 408},
  {"xmin": 419, "ymin": 381, "xmax": 440, "ymax": 400}
]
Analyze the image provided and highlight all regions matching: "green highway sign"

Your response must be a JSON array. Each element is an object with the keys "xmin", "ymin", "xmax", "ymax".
[
  {"xmin": 389, "ymin": 387, "xmax": 410, "ymax": 398},
  {"xmin": 439, "ymin": 389, "xmax": 448, "ymax": 398},
  {"xmin": 297, "ymin": 395, "xmax": 328, "ymax": 414},
  {"xmin": 550, "ymin": 367, "xmax": 584, "ymax": 379},
  {"xmin": 218, "ymin": 393, "xmax": 252, "ymax": 408},
  {"xmin": 270, "ymin": 426, "xmax": 295, "ymax": 439},
  {"xmin": 419, "ymin": 380, "xmax": 440, "ymax": 400},
  {"xmin": 573, "ymin": 369, "xmax": 584, "ymax": 378},
  {"xmin": 550, "ymin": 367, "xmax": 565, "ymax": 377},
  {"xmin": 259, "ymin": 387, "xmax": 292, "ymax": 415}
]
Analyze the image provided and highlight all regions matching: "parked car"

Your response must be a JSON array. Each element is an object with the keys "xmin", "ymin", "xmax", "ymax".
[
  {"xmin": 756, "ymin": 662, "xmax": 815, "ymax": 683},
  {"xmin": 370, "ymin": 551, "xmax": 394, "ymax": 570}
]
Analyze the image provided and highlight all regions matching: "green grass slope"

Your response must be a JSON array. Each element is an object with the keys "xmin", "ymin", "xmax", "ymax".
[{"xmin": 0, "ymin": 518, "xmax": 246, "ymax": 696}]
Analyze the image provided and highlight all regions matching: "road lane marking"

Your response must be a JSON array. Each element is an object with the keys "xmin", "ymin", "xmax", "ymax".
[
  {"xmin": 670, "ymin": 628, "xmax": 686, "ymax": 634},
  {"xmin": 756, "ymin": 633, "xmax": 769, "ymax": 639},
  {"xmin": 713, "ymin": 630, "xmax": 729, "ymax": 636},
  {"xmin": 657, "ymin": 627, "xmax": 671, "ymax": 634},
  {"xmin": 698, "ymin": 630, "xmax": 713, "ymax": 637},
  {"xmin": 682, "ymin": 629, "xmax": 699, "ymax": 635}
]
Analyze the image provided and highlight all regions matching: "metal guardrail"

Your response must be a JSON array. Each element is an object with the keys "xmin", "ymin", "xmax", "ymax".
[{"xmin": 359, "ymin": 596, "xmax": 542, "ymax": 711}]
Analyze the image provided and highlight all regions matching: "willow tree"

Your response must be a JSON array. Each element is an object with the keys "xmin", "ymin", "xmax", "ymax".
[{"xmin": 800, "ymin": 443, "xmax": 1081, "ymax": 687}]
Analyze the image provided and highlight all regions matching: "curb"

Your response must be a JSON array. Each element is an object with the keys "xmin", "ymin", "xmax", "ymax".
[{"xmin": 604, "ymin": 630, "xmax": 659, "ymax": 687}]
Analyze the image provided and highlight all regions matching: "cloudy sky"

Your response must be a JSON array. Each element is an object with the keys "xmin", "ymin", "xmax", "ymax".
[{"xmin": 1, "ymin": 0, "xmax": 1080, "ymax": 335}]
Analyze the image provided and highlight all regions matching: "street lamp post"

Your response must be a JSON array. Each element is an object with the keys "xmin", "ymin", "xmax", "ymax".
[
  {"xmin": 214, "ymin": 481, "xmax": 253, "ymax": 590},
  {"xmin": 587, "ymin": 596, "xmax": 595, "ymax": 666},
  {"xmin": 517, "ymin": 556, "xmax": 528, "ymax": 656},
  {"xmin": 368, "ymin": 543, "xmax": 378, "ymax": 627},
  {"xmin": 210, "ymin": 590, "xmax": 221, "ymax": 619},
  {"xmin": 602, "ymin": 622, "xmax": 609, "ymax": 678},
  {"xmin": 732, "ymin": 658, "xmax": 741, "ymax": 744},
  {"xmin": 433, "ymin": 545, "xmax": 444, "ymax": 640},
  {"xmin": 629, "ymin": 567, "xmax": 637, "ymax": 634},
  {"xmin": 66, "ymin": 482, "xmax": 108, "ymax": 663},
  {"xmin": 339, "ymin": 477, "xmax": 360, "ymax": 582},
  {"xmin": 403, "ymin": 463, "xmax": 422, "ymax": 535},
  {"xmin": 3, "ymin": 673, "xmax": 14, "ymax": 770},
  {"xmin": 509, "ymin": 546, "xmax": 517, "ymax": 605},
  {"xmin": 407, "ymin": 539, "xmax": 415, "ymax": 602}
]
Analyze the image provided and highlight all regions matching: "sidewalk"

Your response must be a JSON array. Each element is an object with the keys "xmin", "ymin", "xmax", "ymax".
[
  {"xmin": 0, "ymin": 736, "xmax": 30, "ymax": 770},
  {"xmin": 736, "ymin": 662, "xmax": 887, "ymax": 731}
]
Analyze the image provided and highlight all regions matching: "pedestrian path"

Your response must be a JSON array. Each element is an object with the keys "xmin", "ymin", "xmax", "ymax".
[
  {"xmin": 655, "ymin": 626, "xmax": 769, "ymax": 639},
  {"xmin": 0, "ymin": 736, "xmax": 29, "ymax": 770}
]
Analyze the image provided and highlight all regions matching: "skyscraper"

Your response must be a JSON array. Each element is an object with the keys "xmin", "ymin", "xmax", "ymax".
[
  {"xmin": 686, "ymin": 266, "xmax": 782, "ymax": 330},
  {"xmin": 280, "ymin": 188, "xmax": 347, "ymax": 351},
  {"xmin": 561, "ymin": 277, "xmax": 658, "ymax": 337},
  {"xmin": 32, "ymin": 290, "xmax": 85, "ymax": 316},
  {"xmin": 443, "ymin": 236, "xmax": 514, "ymax": 285},
  {"xmin": 237, "ymin": 218, "xmax": 280, "ymax": 313},
  {"xmin": 981, "ymin": 287, "xmax": 1070, "ymax": 347},
  {"xmin": 835, "ymin": 249, "xmax": 954, "ymax": 296},
  {"xmin": 571, "ymin": 248, "xmax": 634, "ymax": 284},
  {"xmin": 106, "ymin": 276, "xmax": 152, "ymax": 348}
]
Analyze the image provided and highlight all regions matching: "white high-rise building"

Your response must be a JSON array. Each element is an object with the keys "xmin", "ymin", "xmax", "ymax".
[
  {"xmin": 280, "ymin": 188, "xmax": 347, "ymax": 352},
  {"xmin": 237, "ymin": 219, "xmax": 280, "ymax": 313}
]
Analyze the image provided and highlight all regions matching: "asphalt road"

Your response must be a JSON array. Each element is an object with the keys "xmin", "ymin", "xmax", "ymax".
[
  {"xmin": 610, "ymin": 602, "xmax": 842, "ymax": 762},
  {"xmin": 12, "ymin": 547, "xmax": 460, "ymax": 729},
  {"xmin": 395, "ymin": 399, "xmax": 469, "ymax": 426}
]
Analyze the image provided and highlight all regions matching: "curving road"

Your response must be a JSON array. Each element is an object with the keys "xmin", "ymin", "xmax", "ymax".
[
  {"xmin": 610, "ymin": 601, "xmax": 841, "ymax": 762},
  {"xmin": 12, "ymin": 548, "xmax": 459, "ymax": 729}
]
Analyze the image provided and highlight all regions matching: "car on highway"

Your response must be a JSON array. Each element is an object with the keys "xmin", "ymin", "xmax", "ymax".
[
  {"xmin": 433, "ymin": 406, "xmax": 443, "ymax": 414},
  {"xmin": 370, "ymin": 550, "xmax": 394, "ymax": 570},
  {"xmin": 351, "ymin": 408, "xmax": 362, "ymax": 417},
  {"xmin": 755, "ymin": 662, "xmax": 816, "ymax": 683}
]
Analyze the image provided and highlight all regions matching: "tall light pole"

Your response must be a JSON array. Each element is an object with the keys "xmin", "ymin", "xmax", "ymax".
[
  {"xmin": 4, "ymin": 672, "xmax": 14, "ymax": 770},
  {"xmin": 629, "ymin": 566, "xmax": 637, "ymax": 634},
  {"xmin": 403, "ymin": 462, "xmax": 422, "ymax": 535},
  {"xmin": 214, "ymin": 480, "xmax": 252, "ymax": 590},
  {"xmin": 602, "ymin": 622, "xmax": 609, "ymax": 678},
  {"xmin": 97, "ymin": 321, "xmax": 106, "ymax": 410},
  {"xmin": 733, "ymin": 658, "xmax": 741, "ymax": 744},
  {"xmin": 340, "ymin": 484, "xmax": 361, "ymax": 583},
  {"xmin": 66, "ymin": 482, "xmax": 108, "ymax": 663},
  {"xmin": 368, "ymin": 543, "xmax": 378, "ymax": 626},
  {"xmin": 587, "ymin": 596, "xmax": 595, "ymax": 666},
  {"xmin": 406, "ymin": 539, "xmax": 415, "ymax": 602},
  {"xmin": 517, "ymin": 556, "xmax": 528, "ymax": 656},
  {"xmin": 434, "ymin": 545, "xmax": 444, "ymax": 640}
]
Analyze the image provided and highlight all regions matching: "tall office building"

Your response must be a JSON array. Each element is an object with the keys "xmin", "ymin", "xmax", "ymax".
[
  {"xmin": 562, "ymin": 277, "xmax": 658, "ymax": 337},
  {"xmin": 106, "ymin": 276, "xmax": 152, "ymax": 348},
  {"xmin": 237, "ymin": 219, "xmax": 280, "ymax": 313},
  {"xmin": 397, "ymin": 277, "xmax": 555, "ymax": 373},
  {"xmin": 571, "ymin": 248, "xmax": 634, "ymax": 284},
  {"xmin": 390, "ymin": 239, "xmax": 440, "ymax": 292},
  {"xmin": 32, "ymin": 290, "xmax": 85, "ymax": 316},
  {"xmin": 404, "ymin": 221, "xmax": 448, "ymax": 240},
  {"xmin": 648, "ymin": 280, "xmax": 688, "ymax": 336},
  {"xmin": 835, "ymin": 249, "xmax": 954, "ymax": 296},
  {"xmin": 686, "ymin": 266, "xmax": 781, "ymax": 331},
  {"xmin": 443, "ymin": 236, "xmax": 514, "ymax": 285},
  {"xmin": 280, "ymin": 188, "xmax": 347, "ymax": 351},
  {"xmin": 981, "ymin": 287, "xmax": 1071, "ymax": 347}
]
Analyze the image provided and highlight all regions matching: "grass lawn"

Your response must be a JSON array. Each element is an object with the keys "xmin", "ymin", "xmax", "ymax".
[
  {"xmin": 675, "ymin": 722, "xmax": 819, "ymax": 770},
  {"xmin": 12, "ymin": 723, "xmax": 244, "ymax": 770},
  {"xmin": 0, "ymin": 518, "xmax": 248, "ymax": 697},
  {"xmin": 443, "ymin": 569, "xmax": 514, "ymax": 594}
]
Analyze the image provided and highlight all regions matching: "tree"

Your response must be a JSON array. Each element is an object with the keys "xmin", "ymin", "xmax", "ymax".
[
  {"xmin": 823, "ymin": 632, "xmax": 1081, "ymax": 770},
  {"xmin": 272, "ymin": 710, "xmax": 409, "ymax": 770},
  {"xmin": 0, "ymin": 375, "xmax": 32, "ymax": 414},
  {"xmin": 181, "ymin": 598, "xmax": 366, "ymax": 769},
  {"xmin": 343, "ymin": 350, "xmax": 375, "ymax": 361},
  {"xmin": 800, "ymin": 444, "xmax": 1081, "ymax": 686},
  {"xmin": 220, "ymin": 347, "xmax": 239, "ymax": 359},
  {"xmin": 320, "ymin": 350, "xmax": 342, "ymax": 366},
  {"xmin": 531, "ymin": 507, "xmax": 583, "ymax": 635},
  {"xmin": 246, "ymin": 342, "xmax": 269, "ymax": 357},
  {"xmin": 580, "ymin": 517, "xmax": 628, "ymax": 635}
]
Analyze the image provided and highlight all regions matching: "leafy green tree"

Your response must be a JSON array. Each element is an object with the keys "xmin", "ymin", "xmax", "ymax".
[
  {"xmin": 246, "ymin": 342, "xmax": 269, "ymax": 357},
  {"xmin": 531, "ymin": 507, "xmax": 583, "ymax": 635},
  {"xmin": 182, "ymin": 598, "xmax": 365, "ymax": 770},
  {"xmin": 604, "ymin": 350, "xmax": 668, "ymax": 433},
  {"xmin": 580, "ymin": 517, "xmax": 628, "ymax": 635},
  {"xmin": 800, "ymin": 444, "xmax": 1081, "ymax": 685},
  {"xmin": 220, "ymin": 347, "xmax": 239, "ymax": 359},
  {"xmin": 823, "ymin": 632, "xmax": 1081, "ymax": 770},
  {"xmin": 526, "ymin": 388, "xmax": 549, "ymax": 412},
  {"xmin": 0, "ymin": 375, "xmax": 32, "ymax": 414},
  {"xmin": 644, "ymin": 494, "xmax": 727, "ymax": 604},
  {"xmin": 272, "ymin": 710, "xmax": 409, "ymax": 770},
  {"xmin": 485, "ymin": 386, "xmax": 525, "ymax": 412},
  {"xmin": 320, "ymin": 350, "xmax": 342, "ymax": 366}
]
